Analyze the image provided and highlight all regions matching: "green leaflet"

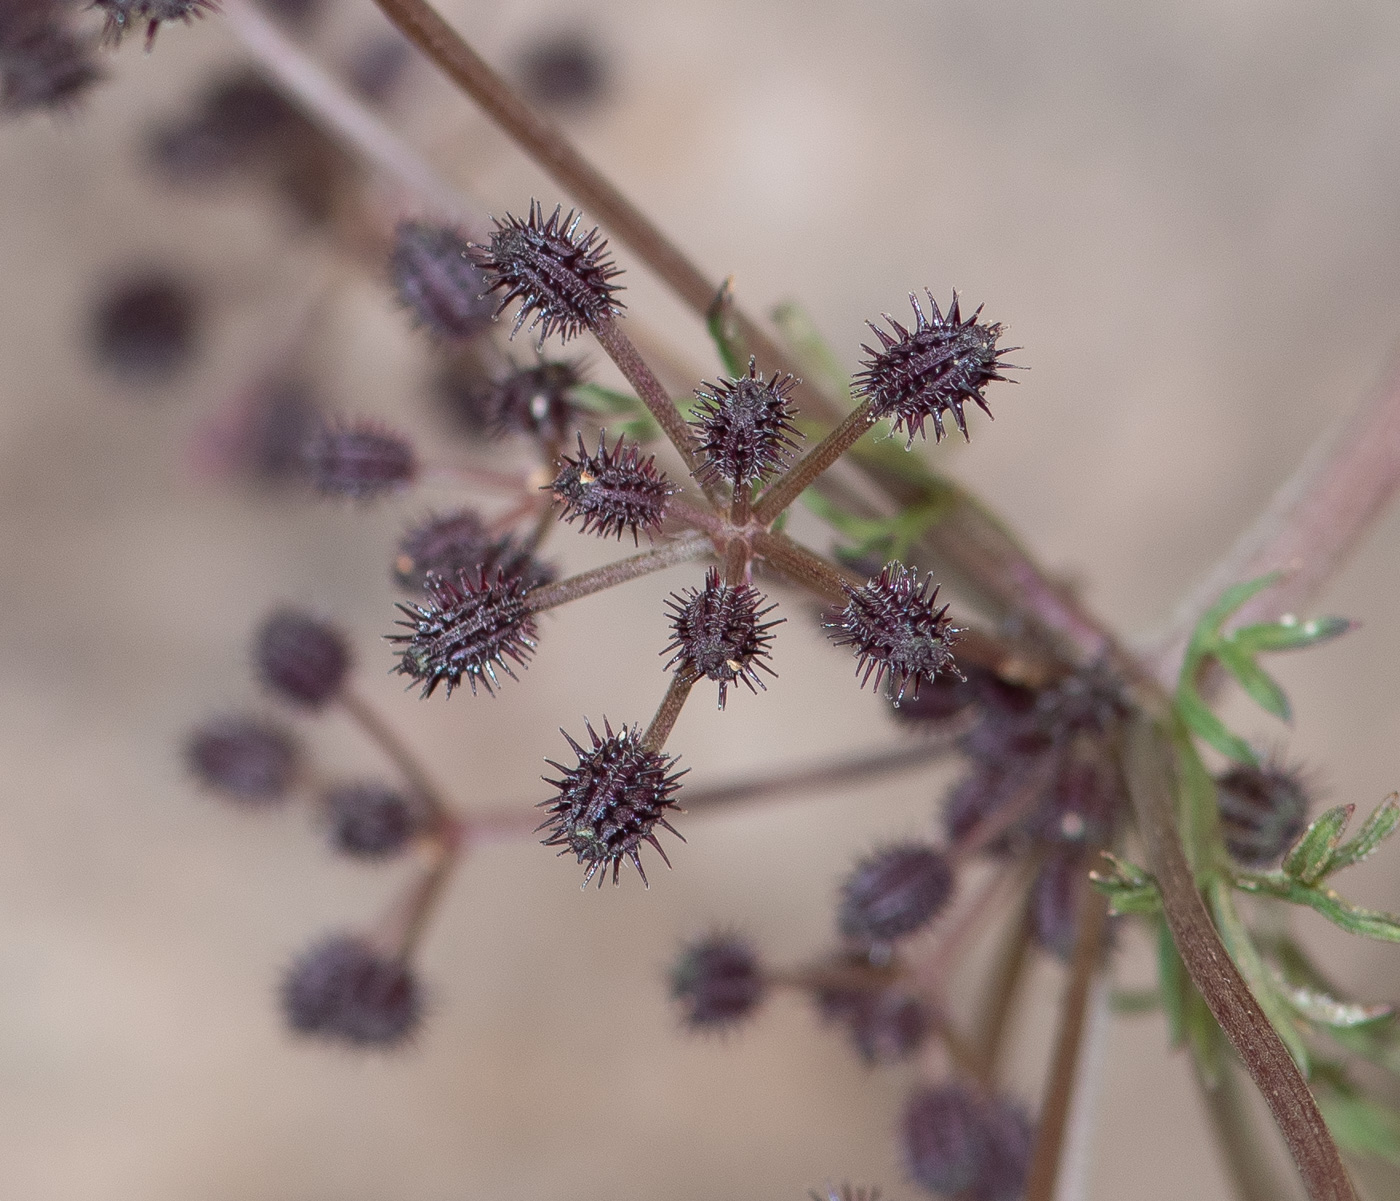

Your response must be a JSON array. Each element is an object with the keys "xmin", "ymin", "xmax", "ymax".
[
  {"xmin": 1282, "ymin": 804, "xmax": 1356, "ymax": 885},
  {"xmin": 1275, "ymin": 980, "xmax": 1394, "ymax": 1031},
  {"xmin": 706, "ymin": 279, "xmax": 748, "ymax": 378},
  {"xmin": 1089, "ymin": 853, "xmax": 1161, "ymax": 915},
  {"xmin": 1318, "ymin": 1091, "xmax": 1400, "ymax": 1167},
  {"xmin": 770, "ymin": 300, "xmax": 851, "ymax": 400},
  {"xmin": 802, "ymin": 489, "xmax": 954, "ymax": 564},
  {"xmin": 570, "ymin": 382, "xmax": 662, "ymax": 443},
  {"xmin": 1234, "ymin": 870, "xmax": 1400, "ymax": 943}
]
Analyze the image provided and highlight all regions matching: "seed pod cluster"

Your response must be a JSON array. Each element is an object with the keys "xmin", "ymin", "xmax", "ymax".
[
  {"xmin": 255, "ymin": 609, "xmax": 351, "ymax": 710},
  {"xmin": 323, "ymin": 781, "xmax": 421, "ymax": 859},
  {"xmin": 185, "ymin": 714, "xmax": 299, "ymax": 805},
  {"xmin": 551, "ymin": 432, "xmax": 675, "ymax": 544},
  {"xmin": 662, "ymin": 568, "xmax": 781, "ymax": 708},
  {"xmin": 1215, "ymin": 759, "xmax": 1312, "ymax": 867},
  {"xmin": 390, "ymin": 569, "xmax": 538, "ymax": 698},
  {"xmin": 690, "ymin": 356, "xmax": 802, "ymax": 489},
  {"xmin": 902, "ymin": 1083, "xmax": 1033, "ymax": 1201},
  {"xmin": 837, "ymin": 842, "xmax": 955, "ymax": 943},
  {"xmin": 538, "ymin": 719, "xmax": 685, "ymax": 886}
]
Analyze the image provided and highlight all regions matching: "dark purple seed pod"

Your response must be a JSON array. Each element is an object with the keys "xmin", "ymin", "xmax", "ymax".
[
  {"xmin": 854, "ymin": 290, "xmax": 1016, "ymax": 444},
  {"xmin": 281, "ymin": 933, "xmax": 421, "ymax": 1048},
  {"xmin": 302, "ymin": 419, "xmax": 417, "ymax": 500},
  {"xmin": 394, "ymin": 509, "xmax": 554, "ymax": 594},
  {"xmin": 826, "ymin": 561, "xmax": 961, "ymax": 702},
  {"xmin": 662, "ymin": 568, "xmax": 782, "ymax": 708},
  {"xmin": 537, "ymin": 718, "xmax": 686, "ymax": 886},
  {"xmin": 903, "ymin": 1084, "xmax": 1033, "ymax": 1201},
  {"xmin": 470, "ymin": 199, "xmax": 624, "ymax": 345},
  {"xmin": 838, "ymin": 843, "xmax": 955, "ymax": 943},
  {"xmin": 185, "ymin": 714, "xmax": 298, "ymax": 805},
  {"xmin": 958, "ymin": 676, "xmax": 1052, "ymax": 762},
  {"xmin": 389, "ymin": 569, "xmax": 538, "ymax": 698},
  {"xmin": 483, "ymin": 358, "xmax": 584, "ymax": 442},
  {"xmin": 516, "ymin": 31, "xmax": 608, "ymax": 110},
  {"xmin": 816, "ymin": 978, "xmax": 930, "ymax": 1065},
  {"xmin": 93, "ymin": 0, "xmax": 218, "ymax": 49},
  {"xmin": 1029, "ymin": 849, "xmax": 1085, "ymax": 961},
  {"xmin": 551, "ymin": 431, "xmax": 675, "ymax": 544},
  {"xmin": 943, "ymin": 761, "xmax": 1034, "ymax": 853},
  {"xmin": 670, "ymin": 932, "xmax": 765, "ymax": 1030},
  {"xmin": 323, "ymin": 781, "xmax": 420, "ymax": 859},
  {"xmin": 0, "ymin": 19, "xmax": 102, "ymax": 116},
  {"xmin": 255, "ymin": 609, "xmax": 351, "ymax": 709},
  {"xmin": 390, "ymin": 220, "xmax": 496, "ymax": 341},
  {"xmin": 146, "ymin": 72, "xmax": 304, "ymax": 183},
  {"xmin": 1216, "ymin": 759, "xmax": 1312, "ymax": 867},
  {"xmin": 689, "ymin": 356, "xmax": 802, "ymax": 488},
  {"xmin": 88, "ymin": 270, "xmax": 200, "ymax": 383}
]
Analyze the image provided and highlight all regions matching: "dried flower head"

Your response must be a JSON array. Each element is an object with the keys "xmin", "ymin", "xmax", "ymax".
[
  {"xmin": 390, "ymin": 569, "xmax": 538, "ymax": 698},
  {"xmin": 827, "ymin": 561, "xmax": 960, "ymax": 701},
  {"xmin": 390, "ymin": 220, "xmax": 496, "ymax": 341},
  {"xmin": 838, "ymin": 842, "xmax": 955, "ymax": 943},
  {"xmin": 185, "ymin": 714, "xmax": 298, "ymax": 805},
  {"xmin": 670, "ymin": 932, "xmax": 765, "ymax": 1030},
  {"xmin": 551, "ymin": 431, "xmax": 675, "ymax": 544},
  {"xmin": 662, "ymin": 568, "xmax": 781, "ymax": 708},
  {"xmin": 88, "ymin": 270, "xmax": 200, "ymax": 383},
  {"xmin": 0, "ymin": 17, "xmax": 102, "ymax": 116},
  {"xmin": 302, "ymin": 419, "xmax": 417, "ymax": 500},
  {"xmin": 323, "ymin": 781, "xmax": 421, "ymax": 859},
  {"xmin": 471, "ymin": 200, "xmax": 624, "ymax": 345},
  {"xmin": 394, "ymin": 509, "xmax": 554, "ymax": 593},
  {"xmin": 93, "ymin": 0, "xmax": 218, "ymax": 50},
  {"xmin": 281, "ymin": 933, "xmax": 421, "ymax": 1048},
  {"xmin": 1216, "ymin": 758, "xmax": 1312, "ymax": 867},
  {"xmin": 538, "ymin": 719, "xmax": 686, "ymax": 886},
  {"xmin": 902, "ymin": 1084, "xmax": 1033, "ymax": 1201},
  {"xmin": 690, "ymin": 356, "xmax": 802, "ymax": 488},
  {"xmin": 255, "ymin": 609, "xmax": 350, "ymax": 709},
  {"xmin": 854, "ymin": 290, "xmax": 1015, "ymax": 444}
]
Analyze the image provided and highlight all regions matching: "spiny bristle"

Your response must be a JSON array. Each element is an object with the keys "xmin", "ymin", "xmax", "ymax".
[
  {"xmin": 661, "ymin": 567, "xmax": 782, "ymax": 708},
  {"xmin": 690, "ymin": 356, "xmax": 802, "ymax": 488},
  {"xmin": 537, "ymin": 718, "xmax": 686, "ymax": 887},
  {"xmin": 93, "ymin": 0, "xmax": 218, "ymax": 50},
  {"xmin": 551, "ymin": 431, "xmax": 675, "ymax": 544},
  {"xmin": 389, "ymin": 569, "xmax": 538, "ymax": 698},
  {"xmin": 470, "ymin": 199, "xmax": 624, "ymax": 346},
  {"xmin": 853, "ymin": 290, "xmax": 1017, "ymax": 445}
]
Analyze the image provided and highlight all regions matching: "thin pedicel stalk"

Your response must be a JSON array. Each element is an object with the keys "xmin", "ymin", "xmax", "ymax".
[
  {"xmin": 752, "ymin": 398, "xmax": 878, "ymax": 525},
  {"xmin": 1123, "ymin": 716, "xmax": 1355, "ymax": 1201},
  {"xmin": 643, "ymin": 672, "xmax": 698, "ymax": 751},
  {"xmin": 525, "ymin": 531, "xmax": 711, "ymax": 611},
  {"xmin": 339, "ymin": 685, "xmax": 456, "ymax": 832},
  {"xmin": 372, "ymin": 839, "xmax": 462, "ymax": 958}
]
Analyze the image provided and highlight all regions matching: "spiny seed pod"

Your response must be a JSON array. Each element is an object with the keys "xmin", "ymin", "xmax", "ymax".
[
  {"xmin": 390, "ymin": 569, "xmax": 537, "ymax": 698},
  {"xmin": 838, "ymin": 842, "xmax": 955, "ymax": 943},
  {"xmin": 302, "ymin": 419, "xmax": 417, "ymax": 500},
  {"xmin": 1029, "ymin": 849, "xmax": 1085, "ymax": 961},
  {"xmin": 827, "ymin": 561, "xmax": 960, "ymax": 702},
  {"xmin": 1216, "ymin": 759, "xmax": 1312, "ymax": 867},
  {"xmin": 470, "ymin": 200, "xmax": 624, "ymax": 345},
  {"xmin": 516, "ymin": 31, "xmax": 608, "ymax": 110},
  {"xmin": 902, "ymin": 1084, "xmax": 1033, "ymax": 1201},
  {"xmin": 854, "ymin": 290, "xmax": 1016, "ymax": 444},
  {"xmin": 323, "ymin": 781, "xmax": 421, "ymax": 859},
  {"xmin": 255, "ymin": 609, "xmax": 350, "ymax": 709},
  {"xmin": 670, "ymin": 932, "xmax": 765, "ymax": 1030},
  {"xmin": 394, "ymin": 509, "xmax": 554, "ymax": 593},
  {"xmin": 484, "ymin": 358, "xmax": 583, "ymax": 442},
  {"xmin": 662, "ymin": 568, "xmax": 782, "ymax": 708},
  {"xmin": 552, "ymin": 431, "xmax": 675, "ymax": 544},
  {"xmin": 538, "ymin": 719, "xmax": 686, "ymax": 887},
  {"xmin": 816, "ymin": 977, "xmax": 930, "ymax": 1065},
  {"xmin": 886, "ymin": 664, "xmax": 980, "ymax": 727},
  {"xmin": 690, "ymin": 356, "xmax": 802, "ymax": 488},
  {"xmin": 281, "ymin": 933, "xmax": 421, "ymax": 1048},
  {"xmin": 185, "ymin": 714, "xmax": 298, "ymax": 805},
  {"xmin": 0, "ymin": 20, "xmax": 102, "ymax": 116},
  {"xmin": 88, "ymin": 270, "xmax": 200, "ymax": 383},
  {"xmin": 93, "ymin": 0, "xmax": 218, "ymax": 49},
  {"xmin": 390, "ymin": 220, "xmax": 496, "ymax": 341}
]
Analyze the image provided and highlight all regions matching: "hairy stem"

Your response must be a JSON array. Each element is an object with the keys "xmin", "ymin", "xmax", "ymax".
[
  {"xmin": 752, "ymin": 398, "xmax": 878, "ymax": 524},
  {"xmin": 525, "ymin": 531, "xmax": 710, "ymax": 610},
  {"xmin": 643, "ymin": 671, "xmax": 696, "ymax": 750},
  {"xmin": 1195, "ymin": 1043, "xmax": 1304, "ymax": 1201},
  {"xmin": 1123, "ymin": 716, "xmax": 1355, "ymax": 1201}
]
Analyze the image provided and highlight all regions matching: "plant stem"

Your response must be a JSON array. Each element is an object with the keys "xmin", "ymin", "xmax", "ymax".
[
  {"xmin": 1195, "ymin": 1043, "xmax": 1304, "ymax": 1201},
  {"xmin": 643, "ymin": 671, "xmax": 695, "ymax": 750},
  {"xmin": 1123, "ymin": 715, "xmax": 1355, "ymax": 1201},
  {"xmin": 1024, "ymin": 884, "xmax": 1110, "ymax": 1201},
  {"xmin": 339, "ymin": 686, "xmax": 456, "ymax": 832},
  {"xmin": 373, "ymin": 839, "xmax": 461, "ymax": 959},
  {"xmin": 971, "ymin": 908, "xmax": 1033, "ymax": 1086},
  {"xmin": 752, "ymin": 399, "xmax": 878, "ymax": 525},
  {"xmin": 525, "ymin": 531, "xmax": 711, "ymax": 610}
]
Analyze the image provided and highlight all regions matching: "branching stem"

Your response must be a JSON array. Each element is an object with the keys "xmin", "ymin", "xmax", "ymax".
[
  {"xmin": 752, "ymin": 399, "xmax": 878, "ymax": 524},
  {"xmin": 525, "ymin": 532, "xmax": 711, "ymax": 610}
]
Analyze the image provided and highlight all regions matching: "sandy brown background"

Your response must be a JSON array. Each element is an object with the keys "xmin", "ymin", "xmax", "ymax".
[{"xmin": 3, "ymin": 1, "xmax": 1400, "ymax": 1198}]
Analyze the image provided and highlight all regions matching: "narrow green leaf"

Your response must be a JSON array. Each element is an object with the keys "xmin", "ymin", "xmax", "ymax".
[
  {"xmin": 1327, "ymin": 793, "xmax": 1400, "ymax": 875},
  {"xmin": 770, "ymin": 300, "xmax": 851, "ymax": 399},
  {"xmin": 1213, "ymin": 642, "xmax": 1292, "ymax": 722},
  {"xmin": 1157, "ymin": 917, "xmax": 1223, "ymax": 1085},
  {"xmin": 570, "ymin": 383, "xmax": 662, "ymax": 442},
  {"xmin": 1157, "ymin": 917, "xmax": 1187, "ymax": 1048},
  {"xmin": 1235, "ymin": 871, "xmax": 1400, "ymax": 943},
  {"xmin": 1318, "ymin": 1092, "xmax": 1400, "ymax": 1166},
  {"xmin": 706, "ymin": 279, "xmax": 747, "ymax": 378},
  {"xmin": 1176, "ymin": 688, "xmax": 1259, "ymax": 766},
  {"xmin": 1232, "ymin": 615, "xmax": 1354, "ymax": 654},
  {"xmin": 1196, "ymin": 573, "xmax": 1283, "ymax": 640},
  {"xmin": 1282, "ymin": 804, "xmax": 1355, "ymax": 885},
  {"xmin": 1090, "ymin": 853, "xmax": 1161, "ymax": 913},
  {"xmin": 1275, "ymin": 979, "xmax": 1394, "ymax": 1030}
]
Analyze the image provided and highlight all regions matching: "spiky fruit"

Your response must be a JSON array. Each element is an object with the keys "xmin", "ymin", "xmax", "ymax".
[
  {"xmin": 670, "ymin": 932, "xmax": 765, "ymax": 1030},
  {"xmin": 854, "ymin": 290, "xmax": 1015, "ymax": 444},
  {"xmin": 662, "ymin": 568, "xmax": 781, "ymax": 708},
  {"xmin": 470, "ymin": 200, "xmax": 623, "ymax": 345},
  {"xmin": 390, "ymin": 220, "xmax": 495, "ymax": 341},
  {"xmin": 88, "ymin": 270, "xmax": 200, "ymax": 383},
  {"xmin": 1216, "ymin": 759, "xmax": 1312, "ymax": 867},
  {"xmin": 690, "ymin": 356, "xmax": 802, "ymax": 488},
  {"xmin": 837, "ymin": 842, "xmax": 955, "ymax": 943},
  {"xmin": 393, "ymin": 509, "xmax": 553, "ymax": 593},
  {"xmin": 902, "ymin": 1084, "xmax": 1034, "ymax": 1201},
  {"xmin": 483, "ymin": 358, "xmax": 583, "ymax": 442},
  {"xmin": 537, "ymin": 719, "xmax": 685, "ymax": 886},
  {"xmin": 827, "ymin": 561, "xmax": 960, "ymax": 701},
  {"xmin": 323, "ymin": 781, "xmax": 420, "ymax": 859},
  {"xmin": 185, "ymin": 714, "xmax": 298, "ymax": 805},
  {"xmin": 302, "ymin": 419, "xmax": 417, "ymax": 500},
  {"xmin": 815, "ymin": 969, "xmax": 930, "ymax": 1065},
  {"xmin": 389, "ymin": 569, "xmax": 537, "ymax": 698},
  {"xmin": 551, "ymin": 431, "xmax": 675, "ymax": 544},
  {"xmin": 281, "ymin": 933, "xmax": 421, "ymax": 1048},
  {"xmin": 255, "ymin": 609, "xmax": 350, "ymax": 709},
  {"xmin": 93, "ymin": 0, "xmax": 217, "ymax": 49}
]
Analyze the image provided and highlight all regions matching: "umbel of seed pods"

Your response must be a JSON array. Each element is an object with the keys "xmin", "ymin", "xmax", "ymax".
[{"xmin": 375, "ymin": 199, "xmax": 1016, "ymax": 892}]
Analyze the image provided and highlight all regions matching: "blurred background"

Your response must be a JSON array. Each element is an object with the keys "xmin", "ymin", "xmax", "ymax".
[{"xmin": 3, "ymin": 0, "xmax": 1400, "ymax": 1198}]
